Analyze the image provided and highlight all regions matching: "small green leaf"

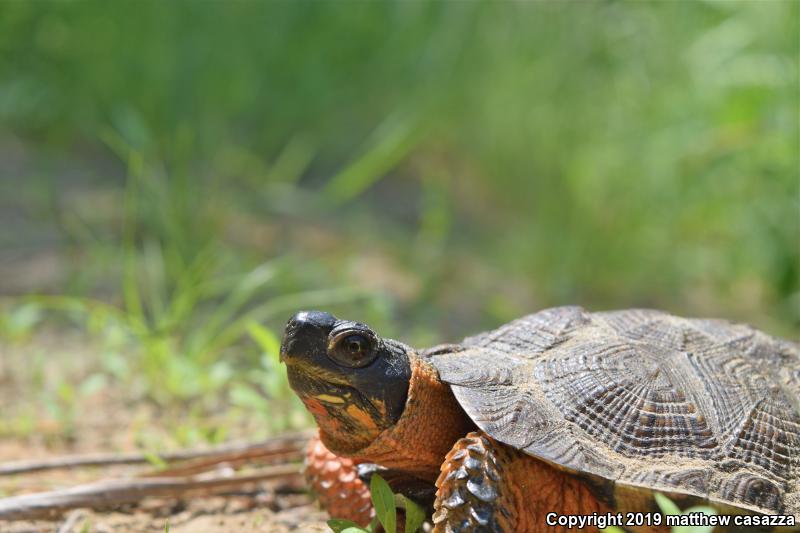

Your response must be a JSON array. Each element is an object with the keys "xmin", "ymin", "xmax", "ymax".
[
  {"xmin": 164, "ymin": 519, "xmax": 170, "ymax": 532},
  {"xmin": 79, "ymin": 373, "xmax": 108, "ymax": 396},
  {"xmin": 340, "ymin": 528, "xmax": 369, "ymax": 533},
  {"xmin": 654, "ymin": 492, "xmax": 681, "ymax": 515},
  {"xmin": 601, "ymin": 527, "xmax": 626, "ymax": 533},
  {"xmin": 143, "ymin": 451, "xmax": 167, "ymax": 470},
  {"xmin": 370, "ymin": 474, "xmax": 397, "ymax": 533},
  {"xmin": 402, "ymin": 495, "xmax": 426, "ymax": 533},
  {"xmin": 674, "ymin": 504, "xmax": 717, "ymax": 533},
  {"xmin": 653, "ymin": 493, "xmax": 717, "ymax": 533},
  {"xmin": 327, "ymin": 518, "xmax": 365, "ymax": 533},
  {"xmin": 1, "ymin": 303, "xmax": 42, "ymax": 340}
]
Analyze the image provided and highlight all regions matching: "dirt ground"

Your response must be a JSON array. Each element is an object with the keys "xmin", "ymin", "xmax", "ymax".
[
  {"xmin": 0, "ymin": 329, "xmax": 332, "ymax": 533},
  {"xmin": 5, "ymin": 498, "xmax": 329, "ymax": 533}
]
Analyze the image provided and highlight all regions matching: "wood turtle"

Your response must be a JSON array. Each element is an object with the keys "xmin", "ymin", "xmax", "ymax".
[{"xmin": 280, "ymin": 307, "xmax": 800, "ymax": 532}]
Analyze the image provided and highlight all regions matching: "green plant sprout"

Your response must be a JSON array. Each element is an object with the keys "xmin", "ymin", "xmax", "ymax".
[
  {"xmin": 330, "ymin": 482, "xmax": 715, "ymax": 533},
  {"xmin": 603, "ymin": 492, "xmax": 717, "ymax": 533},
  {"xmin": 327, "ymin": 474, "xmax": 426, "ymax": 533}
]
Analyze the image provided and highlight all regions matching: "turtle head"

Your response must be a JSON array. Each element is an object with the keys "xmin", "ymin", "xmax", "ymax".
[{"xmin": 280, "ymin": 311, "xmax": 413, "ymax": 453}]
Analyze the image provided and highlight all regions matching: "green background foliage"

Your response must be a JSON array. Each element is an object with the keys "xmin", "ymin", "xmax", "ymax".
[{"xmin": 0, "ymin": 1, "xmax": 797, "ymax": 441}]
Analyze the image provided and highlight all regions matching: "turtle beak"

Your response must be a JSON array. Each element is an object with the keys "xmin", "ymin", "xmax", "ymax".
[{"xmin": 280, "ymin": 310, "xmax": 337, "ymax": 364}]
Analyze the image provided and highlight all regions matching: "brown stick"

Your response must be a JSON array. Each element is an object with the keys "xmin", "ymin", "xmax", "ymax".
[
  {"xmin": 56, "ymin": 509, "xmax": 87, "ymax": 533},
  {"xmin": 145, "ymin": 450, "xmax": 302, "ymax": 478},
  {"xmin": 0, "ymin": 464, "xmax": 302, "ymax": 520},
  {"xmin": 0, "ymin": 431, "xmax": 313, "ymax": 476}
]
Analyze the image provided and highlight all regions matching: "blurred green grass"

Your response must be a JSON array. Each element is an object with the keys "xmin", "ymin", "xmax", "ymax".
[{"xmin": 0, "ymin": 1, "xmax": 797, "ymax": 443}]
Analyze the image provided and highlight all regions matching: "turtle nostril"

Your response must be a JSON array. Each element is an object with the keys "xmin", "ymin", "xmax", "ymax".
[{"xmin": 281, "ymin": 311, "xmax": 338, "ymax": 362}]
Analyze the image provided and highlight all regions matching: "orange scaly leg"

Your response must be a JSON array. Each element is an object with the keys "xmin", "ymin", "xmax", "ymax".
[{"xmin": 433, "ymin": 432, "xmax": 616, "ymax": 533}]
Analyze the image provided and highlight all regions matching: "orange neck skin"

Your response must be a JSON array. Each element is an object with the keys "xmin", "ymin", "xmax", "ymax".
[{"xmin": 320, "ymin": 356, "xmax": 474, "ymax": 482}]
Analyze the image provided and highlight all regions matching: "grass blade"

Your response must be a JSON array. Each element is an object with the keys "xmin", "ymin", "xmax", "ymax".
[
  {"xmin": 402, "ymin": 495, "xmax": 425, "ymax": 533},
  {"xmin": 370, "ymin": 474, "xmax": 396, "ymax": 533}
]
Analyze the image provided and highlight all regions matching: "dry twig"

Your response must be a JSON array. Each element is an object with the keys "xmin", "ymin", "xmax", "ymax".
[
  {"xmin": 0, "ymin": 431, "xmax": 313, "ymax": 476},
  {"xmin": 56, "ymin": 509, "xmax": 87, "ymax": 533},
  {"xmin": 0, "ymin": 464, "xmax": 302, "ymax": 520}
]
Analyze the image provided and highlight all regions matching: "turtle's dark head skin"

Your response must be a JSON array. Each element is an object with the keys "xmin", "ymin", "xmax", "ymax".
[{"xmin": 280, "ymin": 311, "xmax": 413, "ymax": 452}]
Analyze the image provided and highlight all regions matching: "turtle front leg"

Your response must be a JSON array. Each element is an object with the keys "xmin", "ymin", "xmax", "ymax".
[
  {"xmin": 432, "ymin": 432, "xmax": 511, "ymax": 532},
  {"xmin": 433, "ymin": 432, "xmax": 615, "ymax": 533},
  {"xmin": 305, "ymin": 433, "xmax": 374, "ymax": 526}
]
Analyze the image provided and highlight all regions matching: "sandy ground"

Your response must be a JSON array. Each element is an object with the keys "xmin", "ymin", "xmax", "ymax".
[{"xmin": 5, "ymin": 499, "xmax": 330, "ymax": 533}]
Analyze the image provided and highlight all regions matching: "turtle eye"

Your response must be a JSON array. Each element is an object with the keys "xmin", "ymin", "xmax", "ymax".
[{"xmin": 328, "ymin": 329, "xmax": 378, "ymax": 368}]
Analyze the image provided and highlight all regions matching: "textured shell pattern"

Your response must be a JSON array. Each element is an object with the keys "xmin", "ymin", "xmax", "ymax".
[{"xmin": 429, "ymin": 307, "xmax": 800, "ymax": 517}]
